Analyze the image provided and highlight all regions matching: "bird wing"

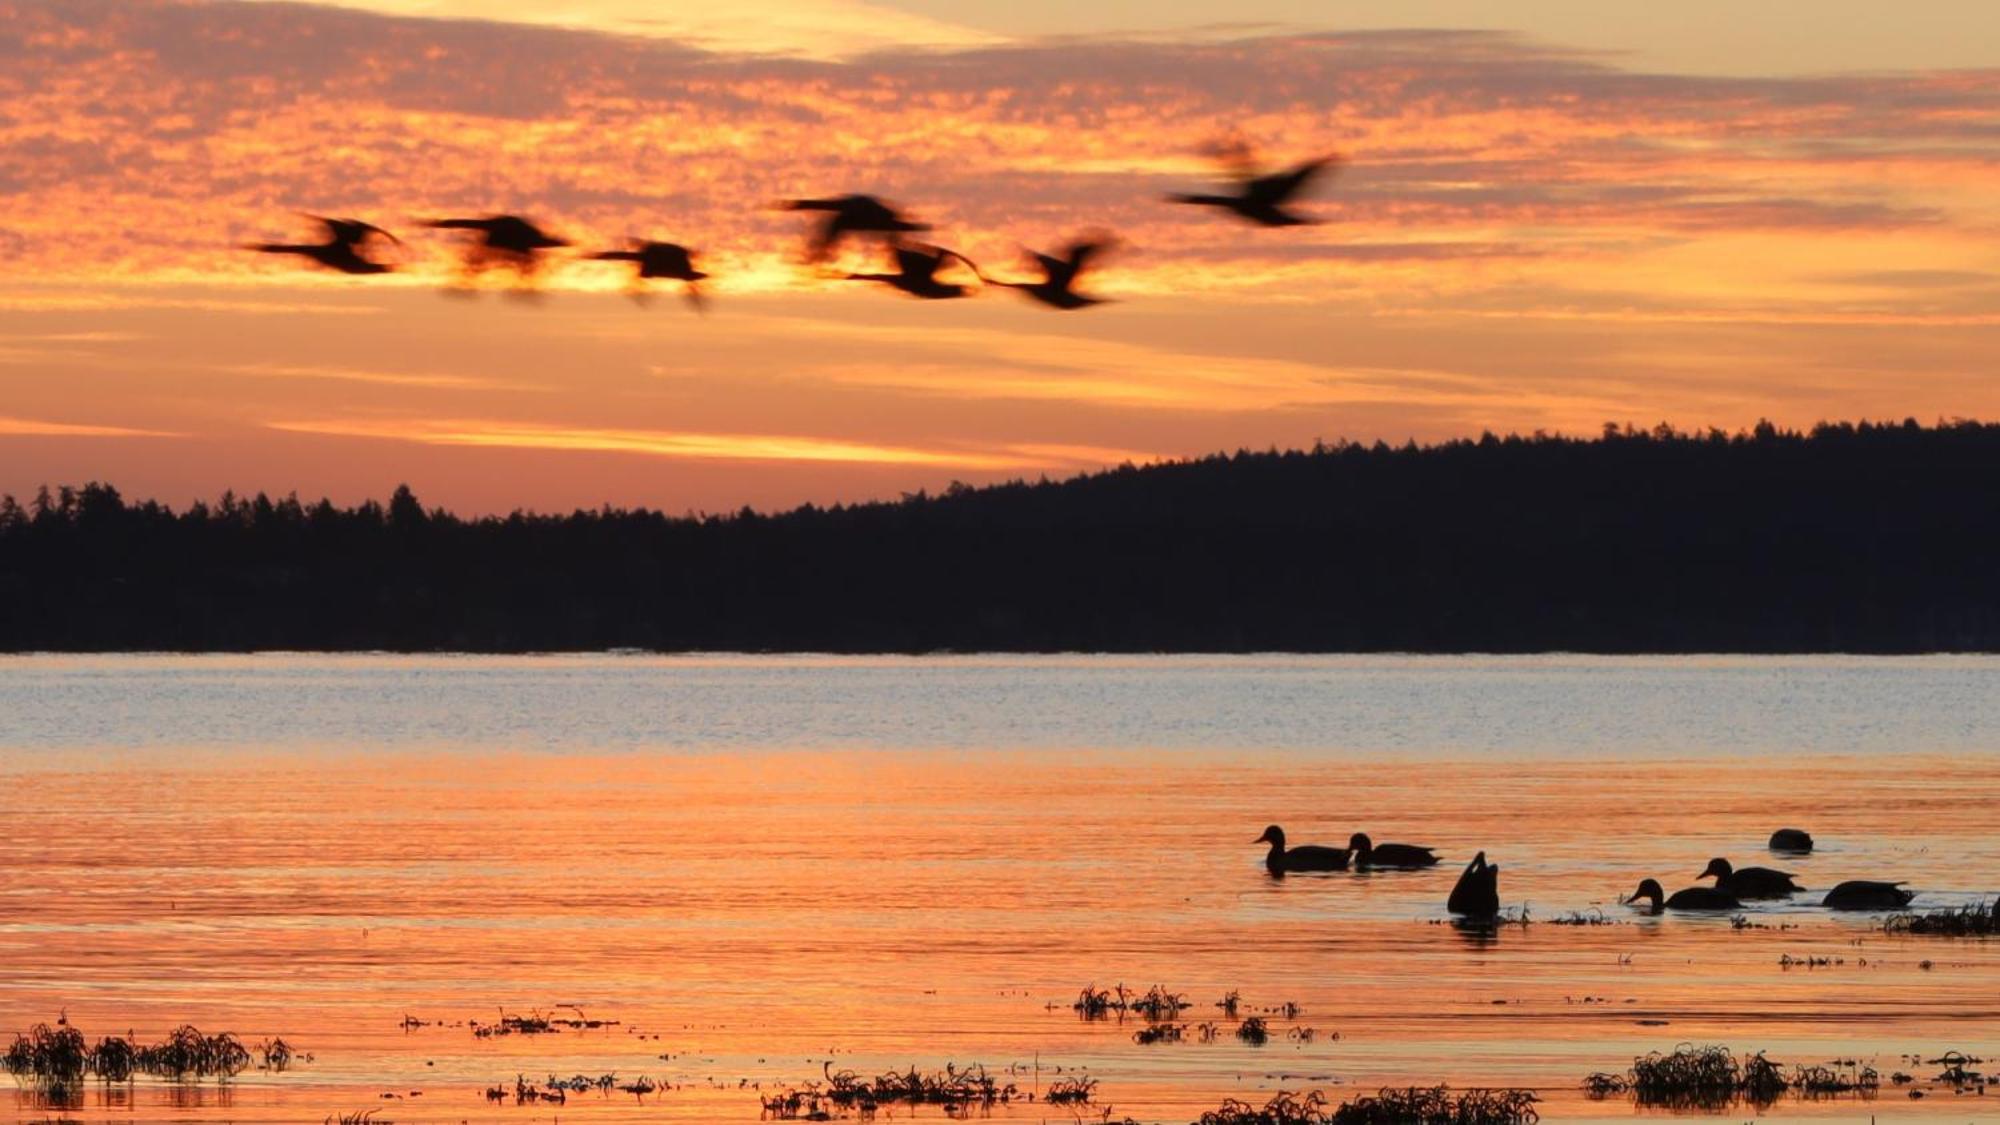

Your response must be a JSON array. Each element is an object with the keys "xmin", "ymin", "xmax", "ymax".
[
  {"xmin": 1248, "ymin": 155, "xmax": 1341, "ymax": 206},
  {"xmin": 895, "ymin": 244, "xmax": 939, "ymax": 281},
  {"xmin": 305, "ymin": 215, "xmax": 399, "ymax": 246},
  {"xmin": 805, "ymin": 214, "xmax": 845, "ymax": 262},
  {"xmin": 935, "ymin": 248, "xmax": 982, "ymax": 285},
  {"xmin": 1059, "ymin": 239, "xmax": 1111, "ymax": 282},
  {"xmin": 846, "ymin": 195, "xmax": 901, "ymax": 229},
  {"xmin": 656, "ymin": 244, "xmax": 695, "ymax": 274}
]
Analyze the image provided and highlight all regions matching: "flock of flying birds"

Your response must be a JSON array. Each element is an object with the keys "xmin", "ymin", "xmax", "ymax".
[{"xmin": 246, "ymin": 149, "xmax": 1342, "ymax": 310}]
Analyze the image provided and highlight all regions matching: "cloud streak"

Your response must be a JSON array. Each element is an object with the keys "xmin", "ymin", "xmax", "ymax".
[
  {"xmin": 0, "ymin": 415, "xmax": 181, "ymax": 438},
  {"xmin": 266, "ymin": 416, "xmax": 1161, "ymax": 470}
]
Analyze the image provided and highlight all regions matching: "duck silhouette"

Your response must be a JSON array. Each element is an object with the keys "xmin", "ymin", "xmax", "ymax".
[
  {"xmin": 1698, "ymin": 857, "xmax": 1802, "ymax": 899},
  {"xmin": 423, "ymin": 214, "xmax": 569, "ymax": 277},
  {"xmin": 1167, "ymin": 150, "xmax": 1342, "ymax": 227},
  {"xmin": 983, "ymin": 235, "xmax": 1114, "ymax": 310},
  {"xmin": 845, "ymin": 242, "xmax": 980, "ymax": 300},
  {"xmin": 1821, "ymin": 880, "xmax": 1915, "ymax": 910},
  {"xmin": 1625, "ymin": 878, "xmax": 1741, "ymax": 913},
  {"xmin": 1254, "ymin": 825, "xmax": 1350, "ymax": 876},
  {"xmin": 1348, "ymin": 832, "xmax": 1439, "ymax": 869},
  {"xmin": 1447, "ymin": 851, "xmax": 1500, "ymax": 917},
  {"xmin": 1768, "ymin": 828, "xmax": 1814, "ymax": 853},
  {"xmin": 248, "ymin": 214, "xmax": 399, "ymax": 274},
  {"xmin": 779, "ymin": 194, "xmax": 930, "ymax": 264},
  {"xmin": 589, "ymin": 239, "xmax": 709, "ymax": 309}
]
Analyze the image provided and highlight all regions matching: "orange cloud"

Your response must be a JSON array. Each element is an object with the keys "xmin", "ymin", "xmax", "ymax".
[{"xmin": 2, "ymin": 3, "xmax": 1999, "ymax": 513}]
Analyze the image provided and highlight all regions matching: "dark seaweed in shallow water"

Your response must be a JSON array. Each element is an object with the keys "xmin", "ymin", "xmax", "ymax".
[
  {"xmin": 1329, "ymin": 1086, "xmax": 1539, "ymax": 1124},
  {"xmin": 1194, "ymin": 1090, "xmax": 1330, "ymax": 1124},
  {"xmin": 762, "ymin": 1063, "xmax": 1019, "ymax": 1119},
  {"xmin": 1791, "ymin": 1059, "xmax": 1880, "ymax": 1096},
  {"xmin": 136, "ymin": 1026, "xmax": 251, "ymax": 1079},
  {"xmin": 3, "ymin": 1022, "xmax": 88, "ymax": 1089},
  {"xmin": 1586, "ymin": 1044, "xmax": 1895, "ymax": 1108},
  {"xmin": 1043, "ymin": 1074, "xmax": 1097, "ymax": 1104},
  {"xmin": 1186, "ymin": 1086, "xmax": 1538, "ymax": 1125},
  {"xmin": 1885, "ymin": 901, "xmax": 1998, "ymax": 936},
  {"xmin": 4, "ymin": 1019, "xmax": 262, "ymax": 1088}
]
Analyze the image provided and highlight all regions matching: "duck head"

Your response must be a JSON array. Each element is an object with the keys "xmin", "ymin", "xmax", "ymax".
[
  {"xmin": 1347, "ymin": 832, "xmax": 1373, "ymax": 855},
  {"xmin": 1624, "ymin": 878, "xmax": 1666, "ymax": 909},
  {"xmin": 1255, "ymin": 825, "xmax": 1285, "ymax": 847},
  {"xmin": 1699, "ymin": 857, "xmax": 1734, "ymax": 881}
]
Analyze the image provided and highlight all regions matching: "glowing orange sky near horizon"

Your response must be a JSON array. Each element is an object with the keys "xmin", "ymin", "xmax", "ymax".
[{"xmin": 1, "ymin": 0, "xmax": 1998, "ymax": 514}]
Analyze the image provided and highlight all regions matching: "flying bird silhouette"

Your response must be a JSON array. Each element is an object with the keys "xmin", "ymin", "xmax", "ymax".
[
  {"xmin": 844, "ymin": 242, "xmax": 981, "ymax": 300},
  {"xmin": 590, "ymin": 239, "xmax": 710, "ymax": 310},
  {"xmin": 984, "ymin": 235, "xmax": 1115, "ymax": 310},
  {"xmin": 1167, "ymin": 149, "xmax": 1343, "ymax": 227},
  {"xmin": 247, "ymin": 214, "xmax": 399, "ymax": 275},
  {"xmin": 422, "ymin": 214, "xmax": 569, "ymax": 278},
  {"xmin": 778, "ymin": 195, "xmax": 931, "ymax": 264}
]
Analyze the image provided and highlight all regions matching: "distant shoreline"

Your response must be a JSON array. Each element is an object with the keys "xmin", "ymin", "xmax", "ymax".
[{"xmin": 5, "ymin": 418, "xmax": 1998, "ymax": 653}]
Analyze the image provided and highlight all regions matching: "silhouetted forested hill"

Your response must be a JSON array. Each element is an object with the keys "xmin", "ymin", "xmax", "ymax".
[{"xmin": 3, "ymin": 419, "xmax": 1997, "ymax": 652}]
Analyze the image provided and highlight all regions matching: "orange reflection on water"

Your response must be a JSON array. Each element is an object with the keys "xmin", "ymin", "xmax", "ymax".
[{"xmin": 2, "ymin": 669, "xmax": 1998, "ymax": 1123}]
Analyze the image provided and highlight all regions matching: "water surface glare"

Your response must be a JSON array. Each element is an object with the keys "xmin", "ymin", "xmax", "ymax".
[{"xmin": 1, "ymin": 655, "xmax": 1996, "ymax": 1123}]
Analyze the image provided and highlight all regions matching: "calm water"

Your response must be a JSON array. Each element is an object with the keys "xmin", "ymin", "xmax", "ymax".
[{"xmin": 2, "ymin": 655, "xmax": 1997, "ymax": 1123}]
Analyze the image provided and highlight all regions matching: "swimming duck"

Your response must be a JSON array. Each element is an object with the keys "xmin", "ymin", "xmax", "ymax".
[
  {"xmin": 1821, "ymin": 880, "xmax": 1914, "ymax": 910},
  {"xmin": 1447, "ymin": 851, "xmax": 1500, "ymax": 917},
  {"xmin": 1625, "ymin": 878, "xmax": 1741, "ymax": 913},
  {"xmin": 1254, "ymin": 825, "xmax": 1350, "ymax": 876},
  {"xmin": 1698, "ymin": 857, "xmax": 1802, "ymax": 899},
  {"xmin": 1768, "ymin": 828, "xmax": 1814, "ymax": 853},
  {"xmin": 1348, "ymin": 832, "xmax": 1439, "ymax": 869}
]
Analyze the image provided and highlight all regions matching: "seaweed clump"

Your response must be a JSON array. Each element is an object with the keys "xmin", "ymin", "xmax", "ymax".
[
  {"xmin": 1329, "ymin": 1086, "xmax": 1539, "ymax": 1124},
  {"xmin": 138, "ymin": 1026, "xmax": 251, "ymax": 1079},
  {"xmin": 1044, "ymin": 1075, "xmax": 1097, "ymax": 1104},
  {"xmin": 4, "ymin": 1018, "xmax": 260, "ymax": 1090},
  {"xmin": 4, "ymin": 1022, "xmax": 88, "ymax": 1090},
  {"xmin": 1585, "ymin": 1045, "xmax": 1809, "ymax": 1109},
  {"xmin": 1194, "ymin": 1090, "xmax": 1330, "ymax": 1125},
  {"xmin": 762, "ymin": 1063, "xmax": 1019, "ymax": 1120},
  {"xmin": 1886, "ymin": 902, "xmax": 1998, "ymax": 937},
  {"xmin": 1189, "ymin": 1087, "xmax": 1538, "ymax": 1125},
  {"xmin": 1071, "ymin": 983, "xmax": 1191, "ymax": 1021},
  {"xmin": 1791, "ymin": 1059, "xmax": 1880, "ymax": 1096}
]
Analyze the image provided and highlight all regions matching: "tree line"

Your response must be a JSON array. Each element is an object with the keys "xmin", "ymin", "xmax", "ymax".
[{"xmin": 2, "ymin": 418, "xmax": 1996, "ymax": 652}]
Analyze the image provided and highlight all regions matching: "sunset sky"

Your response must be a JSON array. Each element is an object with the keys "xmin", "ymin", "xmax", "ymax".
[{"xmin": 2, "ymin": 0, "xmax": 1998, "ymax": 514}]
